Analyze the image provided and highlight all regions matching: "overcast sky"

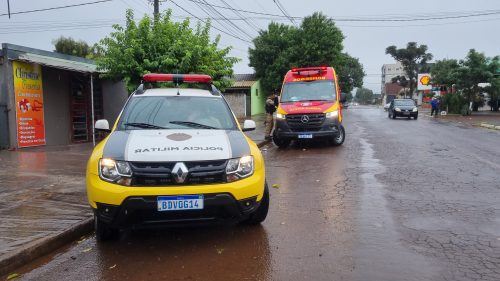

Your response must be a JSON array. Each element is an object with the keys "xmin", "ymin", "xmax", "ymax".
[{"xmin": 1, "ymin": 0, "xmax": 499, "ymax": 93}]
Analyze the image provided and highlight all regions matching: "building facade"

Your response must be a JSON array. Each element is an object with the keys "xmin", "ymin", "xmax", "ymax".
[
  {"xmin": 0, "ymin": 44, "xmax": 128, "ymax": 149},
  {"xmin": 224, "ymin": 74, "xmax": 265, "ymax": 117},
  {"xmin": 381, "ymin": 62, "xmax": 406, "ymax": 96}
]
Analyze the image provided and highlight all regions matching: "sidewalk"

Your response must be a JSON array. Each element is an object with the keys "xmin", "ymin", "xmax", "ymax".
[
  {"xmin": 0, "ymin": 120, "xmax": 269, "ymax": 276},
  {"xmin": 423, "ymin": 110, "xmax": 500, "ymax": 128},
  {"xmin": 240, "ymin": 113, "xmax": 268, "ymax": 144}
]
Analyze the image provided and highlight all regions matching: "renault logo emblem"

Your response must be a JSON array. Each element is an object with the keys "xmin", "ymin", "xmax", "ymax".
[
  {"xmin": 301, "ymin": 115, "xmax": 310, "ymax": 123},
  {"xmin": 171, "ymin": 162, "xmax": 188, "ymax": 183}
]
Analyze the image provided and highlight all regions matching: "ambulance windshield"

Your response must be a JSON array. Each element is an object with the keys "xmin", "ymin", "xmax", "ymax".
[{"xmin": 281, "ymin": 80, "xmax": 336, "ymax": 102}]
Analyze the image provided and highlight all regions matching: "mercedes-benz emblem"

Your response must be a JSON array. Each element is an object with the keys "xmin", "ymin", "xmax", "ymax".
[
  {"xmin": 171, "ymin": 162, "xmax": 188, "ymax": 183},
  {"xmin": 301, "ymin": 115, "xmax": 310, "ymax": 123}
]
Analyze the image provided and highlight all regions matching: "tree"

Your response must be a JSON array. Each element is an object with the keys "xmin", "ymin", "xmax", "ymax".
[
  {"xmin": 345, "ymin": 92, "xmax": 353, "ymax": 102},
  {"xmin": 355, "ymin": 88, "xmax": 374, "ymax": 104},
  {"xmin": 430, "ymin": 59, "xmax": 460, "ymax": 86},
  {"xmin": 249, "ymin": 12, "xmax": 364, "ymax": 94},
  {"xmin": 95, "ymin": 9, "xmax": 239, "ymax": 92},
  {"xmin": 52, "ymin": 36, "xmax": 97, "ymax": 58},
  {"xmin": 385, "ymin": 42, "xmax": 433, "ymax": 98},
  {"xmin": 431, "ymin": 50, "xmax": 500, "ymax": 113}
]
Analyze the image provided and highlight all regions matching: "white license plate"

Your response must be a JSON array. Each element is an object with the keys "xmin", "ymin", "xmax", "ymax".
[
  {"xmin": 298, "ymin": 134, "xmax": 313, "ymax": 139},
  {"xmin": 157, "ymin": 195, "xmax": 204, "ymax": 211}
]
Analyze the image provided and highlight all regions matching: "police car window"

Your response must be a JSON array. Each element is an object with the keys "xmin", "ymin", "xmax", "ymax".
[
  {"xmin": 281, "ymin": 81, "xmax": 336, "ymax": 102},
  {"xmin": 118, "ymin": 96, "xmax": 237, "ymax": 130}
]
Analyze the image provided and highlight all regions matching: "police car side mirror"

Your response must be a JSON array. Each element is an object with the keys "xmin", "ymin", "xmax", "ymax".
[
  {"xmin": 242, "ymin": 120, "xmax": 256, "ymax": 132},
  {"xmin": 95, "ymin": 119, "xmax": 111, "ymax": 133}
]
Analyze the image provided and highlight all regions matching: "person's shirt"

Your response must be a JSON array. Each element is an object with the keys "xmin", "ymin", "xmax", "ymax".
[{"xmin": 265, "ymin": 97, "xmax": 276, "ymax": 114}]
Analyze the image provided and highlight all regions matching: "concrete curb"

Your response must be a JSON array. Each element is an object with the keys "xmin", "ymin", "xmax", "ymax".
[
  {"xmin": 477, "ymin": 123, "xmax": 500, "ymax": 130},
  {"xmin": 480, "ymin": 123, "xmax": 496, "ymax": 129},
  {"xmin": 256, "ymin": 139, "xmax": 271, "ymax": 148},
  {"xmin": 0, "ymin": 217, "xmax": 94, "ymax": 276}
]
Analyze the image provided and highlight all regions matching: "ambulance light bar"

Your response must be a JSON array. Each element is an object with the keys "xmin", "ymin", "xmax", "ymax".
[
  {"xmin": 291, "ymin": 66, "xmax": 328, "ymax": 73},
  {"xmin": 143, "ymin": 73, "xmax": 212, "ymax": 84}
]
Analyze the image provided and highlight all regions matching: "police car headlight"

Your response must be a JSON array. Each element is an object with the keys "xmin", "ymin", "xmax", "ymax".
[
  {"xmin": 99, "ymin": 158, "xmax": 132, "ymax": 186},
  {"xmin": 226, "ymin": 156, "xmax": 254, "ymax": 182},
  {"xmin": 395, "ymin": 108, "xmax": 401, "ymax": 112},
  {"xmin": 326, "ymin": 110, "xmax": 338, "ymax": 118},
  {"xmin": 413, "ymin": 107, "xmax": 418, "ymax": 112},
  {"xmin": 276, "ymin": 113, "xmax": 285, "ymax": 119}
]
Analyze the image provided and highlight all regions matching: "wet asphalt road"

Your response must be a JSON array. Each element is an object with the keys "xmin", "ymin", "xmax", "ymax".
[{"xmin": 10, "ymin": 107, "xmax": 500, "ymax": 281}]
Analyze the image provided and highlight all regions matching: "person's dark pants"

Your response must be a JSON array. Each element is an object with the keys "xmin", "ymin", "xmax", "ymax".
[{"xmin": 431, "ymin": 107, "xmax": 438, "ymax": 116}]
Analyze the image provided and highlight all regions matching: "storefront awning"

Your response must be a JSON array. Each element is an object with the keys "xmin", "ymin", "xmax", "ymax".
[{"xmin": 17, "ymin": 53, "xmax": 99, "ymax": 73}]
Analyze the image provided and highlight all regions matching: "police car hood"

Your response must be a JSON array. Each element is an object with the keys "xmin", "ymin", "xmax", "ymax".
[{"xmin": 102, "ymin": 129, "xmax": 250, "ymax": 162}]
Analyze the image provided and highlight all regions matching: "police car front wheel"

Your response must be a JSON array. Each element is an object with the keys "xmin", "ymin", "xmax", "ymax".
[
  {"xmin": 243, "ymin": 183, "xmax": 269, "ymax": 225},
  {"xmin": 94, "ymin": 214, "xmax": 120, "ymax": 242}
]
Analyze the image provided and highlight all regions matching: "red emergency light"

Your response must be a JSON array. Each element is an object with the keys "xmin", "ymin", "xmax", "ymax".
[{"xmin": 143, "ymin": 73, "xmax": 213, "ymax": 84}]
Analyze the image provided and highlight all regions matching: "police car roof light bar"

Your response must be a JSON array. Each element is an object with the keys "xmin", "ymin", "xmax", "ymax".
[{"xmin": 143, "ymin": 73, "xmax": 213, "ymax": 84}]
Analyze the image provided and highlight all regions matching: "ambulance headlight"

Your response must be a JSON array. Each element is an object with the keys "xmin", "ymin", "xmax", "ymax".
[
  {"xmin": 99, "ymin": 158, "xmax": 132, "ymax": 186},
  {"xmin": 326, "ymin": 110, "xmax": 339, "ymax": 118},
  {"xmin": 226, "ymin": 156, "xmax": 254, "ymax": 182}
]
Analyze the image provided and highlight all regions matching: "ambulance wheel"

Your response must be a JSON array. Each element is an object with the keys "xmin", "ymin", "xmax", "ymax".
[
  {"xmin": 273, "ymin": 134, "xmax": 290, "ymax": 148},
  {"xmin": 244, "ymin": 183, "xmax": 269, "ymax": 225},
  {"xmin": 330, "ymin": 125, "xmax": 345, "ymax": 146},
  {"xmin": 94, "ymin": 214, "xmax": 119, "ymax": 242}
]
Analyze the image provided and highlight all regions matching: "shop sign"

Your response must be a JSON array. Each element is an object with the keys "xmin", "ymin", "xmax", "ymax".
[
  {"xmin": 13, "ymin": 61, "xmax": 46, "ymax": 147},
  {"xmin": 417, "ymin": 73, "xmax": 432, "ymax": 90}
]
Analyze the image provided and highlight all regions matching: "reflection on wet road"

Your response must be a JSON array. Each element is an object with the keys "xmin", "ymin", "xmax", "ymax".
[{"xmin": 11, "ymin": 107, "xmax": 500, "ymax": 281}]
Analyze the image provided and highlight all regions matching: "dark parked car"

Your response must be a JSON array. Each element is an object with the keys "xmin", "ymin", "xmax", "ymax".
[{"xmin": 388, "ymin": 99, "xmax": 418, "ymax": 120}]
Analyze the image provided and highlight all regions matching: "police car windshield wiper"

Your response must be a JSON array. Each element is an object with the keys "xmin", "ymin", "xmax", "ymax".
[
  {"xmin": 123, "ymin": 122, "xmax": 167, "ymax": 129},
  {"xmin": 169, "ymin": 121, "xmax": 216, "ymax": 129}
]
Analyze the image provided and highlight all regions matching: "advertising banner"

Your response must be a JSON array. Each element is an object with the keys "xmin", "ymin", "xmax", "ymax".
[{"xmin": 13, "ymin": 61, "xmax": 46, "ymax": 147}]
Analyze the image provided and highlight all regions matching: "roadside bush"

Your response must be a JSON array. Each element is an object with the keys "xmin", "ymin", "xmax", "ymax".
[{"xmin": 441, "ymin": 93, "xmax": 468, "ymax": 114}]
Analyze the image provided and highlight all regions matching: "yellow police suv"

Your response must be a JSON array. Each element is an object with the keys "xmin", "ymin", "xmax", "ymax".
[{"xmin": 87, "ymin": 74, "xmax": 268, "ymax": 241}]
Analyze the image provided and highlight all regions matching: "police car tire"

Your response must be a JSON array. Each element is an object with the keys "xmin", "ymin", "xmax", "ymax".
[
  {"xmin": 244, "ymin": 183, "xmax": 269, "ymax": 225},
  {"xmin": 94, "ymin": 214, "xmax": 119, "ymax": 242}
]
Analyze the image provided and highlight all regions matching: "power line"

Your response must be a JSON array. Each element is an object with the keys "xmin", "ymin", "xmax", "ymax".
[
  {"xmin": 182, "ymin": 0, "xmax": 500, "ymax": 22},
  {"xmin": 199, "ymin": 0, "xmax": 254, "ymax": 40},
  {"xmin": 0, "ymin": 0, "xmax": 113, "ymax": 17},
  {"xmin": 170, "ymin": 0, "xmax": 252, "ymax": 44},
  {"xmin": 187, "ymin": 0, "xmax": 253, "ymax": 42},
  {"xmin": 334, "ymin": 10, "xmax": 500, "ymax": 22},
  {"xmin": 272, "ymin": 0, "xmax": 296, "ymax": 25},
  {"xmin": 220, "ymin": 0, "xmax": 261, "ymax": 33},
  {"xmin": 185, "ymin": 0, "xmax": 295, "ymax": 18}
]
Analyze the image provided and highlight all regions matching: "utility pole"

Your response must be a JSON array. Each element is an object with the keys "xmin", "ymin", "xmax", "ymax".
[{"xmin": 153, "ymin": 0, "xmax": 159, "ymax": 19}]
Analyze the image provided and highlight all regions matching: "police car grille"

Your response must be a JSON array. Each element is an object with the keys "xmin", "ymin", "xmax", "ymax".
[
  {"xmin": 286, "ymin": 114, "xmax": 325, "ymax": 130},
  {"xmin": 129, "ymin": 160, "xmax": 227, "ymax": 186}
]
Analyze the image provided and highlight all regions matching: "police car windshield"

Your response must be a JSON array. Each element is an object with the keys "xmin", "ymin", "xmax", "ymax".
[
  {"xmin": 281, "ymin": 81, "xmax": 336, "ymax": 102},
  {"xmin": 118, "ymin": 96, "xmax": 237, "ymax": 130}
]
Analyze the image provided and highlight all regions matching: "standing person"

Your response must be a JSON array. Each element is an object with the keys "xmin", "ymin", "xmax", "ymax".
[
  {"xmin": 431, "ymin": 97, "xmax": 439, "ymax": 117},
  {"xmin": 265, "ymin": 92, "xmax": 277, "ymax": 140}
]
